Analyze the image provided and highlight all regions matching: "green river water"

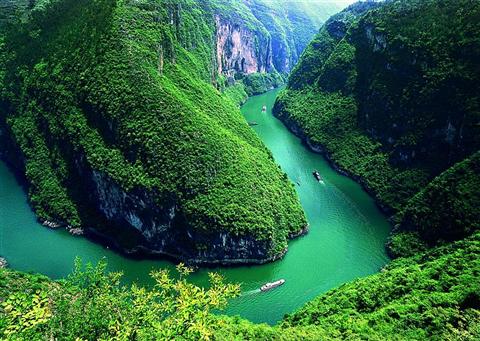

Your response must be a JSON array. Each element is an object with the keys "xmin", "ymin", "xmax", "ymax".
[{"xmin": 0, "ymin": 87, "xmax": 390, "ymax": 324}]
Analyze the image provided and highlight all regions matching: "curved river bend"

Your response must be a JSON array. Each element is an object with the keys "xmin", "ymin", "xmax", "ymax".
[{"xmin": 0, "ymin": 87, "xmax": 390, "ymax": 324}]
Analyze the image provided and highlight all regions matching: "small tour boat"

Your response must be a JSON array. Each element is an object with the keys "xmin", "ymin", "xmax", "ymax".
[
  {"xmin": 262, "ymin": 105, "xmax": 267, "ymax": 112},
  {"xmin": 260, "ymin": 279, "xmax": 285, "ymax": 292},
  {"xmin": 248, "ymin": 121, "xmax": 258, "ymax": 126},
  {"xmin": 313, "ymin": 170, "xmax": 324, "ymax": 183}
]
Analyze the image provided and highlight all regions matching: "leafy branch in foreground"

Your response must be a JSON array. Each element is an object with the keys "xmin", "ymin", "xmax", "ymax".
[{"xmin": 0, "ymin": 259, "xmax": 240, "ymax": 340}]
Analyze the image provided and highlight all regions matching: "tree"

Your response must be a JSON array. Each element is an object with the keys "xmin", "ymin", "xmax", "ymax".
[{"xmin": 1, "ymin": 259, "xmax": 240, "ymax": 340}]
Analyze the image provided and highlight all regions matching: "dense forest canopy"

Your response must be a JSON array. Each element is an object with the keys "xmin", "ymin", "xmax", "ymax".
[
  {"xmin": 275, "ymin": 0, "xmax": 480, "ymax": 256},
  {"xmin": 1, "ymin": 0, "xmax": 479, "ymax": 339},
  {"xmin": 0, "ymin": 0, "xmax": 312, "ymax": 264}
]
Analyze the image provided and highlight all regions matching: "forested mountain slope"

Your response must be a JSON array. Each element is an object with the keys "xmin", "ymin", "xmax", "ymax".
[
  {"xmin": 0, "ymin": 0, "xmax": 37, "ymax": 28},
  {"xmin": 215, "ymin": 0, "xmax": 343, "ymax": 101},
  {"xmin": 1, "ymin": 1, "xmax": 480, "ymax": 339},
  {"xmin": 274, "ymin": 0, "xmax": 480, "ymax": 255},
  {"xmin": 0, "ymin": 0, "xmax": 313, "ymax": 264}
]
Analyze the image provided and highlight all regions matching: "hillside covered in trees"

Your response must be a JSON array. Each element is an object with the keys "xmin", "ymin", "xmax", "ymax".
[
  {"xmin": 214, "ymin": 0, "xmax": 343, "ymax": 102},
  {"xmin": 0, "ymin": 0, "xmax": 320, "ymax": 264},
  {"xmin": 1, "ymin": 0, "xmax": 480, "ymax": 339},
  {"xmin": 2, "ymin": 231, "xmax": 479, "ymax": 339},
  {"xmin": 274, "ymin": 0, "xmax": 480, "ymax": 256}
]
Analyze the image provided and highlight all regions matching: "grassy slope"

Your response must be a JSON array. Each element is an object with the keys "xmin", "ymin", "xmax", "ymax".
[{"xmin": 0, "ymin": 0, "xmax": 306, "ymax": 256}]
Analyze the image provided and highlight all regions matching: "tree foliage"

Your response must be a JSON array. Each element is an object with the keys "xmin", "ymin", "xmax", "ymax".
[
  {"xmin": 0, "ymin": 259, "xmax": 240, "ymax": 340},
  {"xmin": 274, "ymin": 0, "xmax": 480, "ymax": 254},
  {"xmin": 0, "ymin": 0, "xmax": 307, "ymax": 258}
]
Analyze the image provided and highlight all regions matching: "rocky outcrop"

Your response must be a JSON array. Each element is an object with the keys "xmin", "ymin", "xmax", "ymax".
[
  {"xmin": 214, "ymin": 0, "xmax": 342, "ymax": 85},
  {"xmin": 215, "ymin": 16, "xmax": 273, "ymax": 78},
  {"xmin": 72, "ymin": 156, "xmax": 290, "ymax": 265}
]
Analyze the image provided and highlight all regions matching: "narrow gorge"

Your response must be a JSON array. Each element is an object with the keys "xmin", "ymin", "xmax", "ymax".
[
  {"xmin": 0, "ymin": 0, "xmax": 343, "ymax": 265},
  {"xmin": 0, "ymin": 0, "xmax": 479, "ymax": 340}
]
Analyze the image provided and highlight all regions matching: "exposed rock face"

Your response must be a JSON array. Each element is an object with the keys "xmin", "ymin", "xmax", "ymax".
[
  {"xmin": 214, "ymin": 0, "xmax": 342, "ymax": 83},
  {"xmin": 80, "ymin": 164, "xmax": 282, "ymax": 265},
  {"xmin": 0, "ymin": 125, "xmax": 290, "ymax": 265},
  {"xmin": 215, "ymin": 16, "xmax": 272, "ymax": 77}
]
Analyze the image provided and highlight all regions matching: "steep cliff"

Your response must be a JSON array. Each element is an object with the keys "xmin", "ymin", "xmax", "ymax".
[
  {"xmin": 215, "ymin": 15, "xmax": 272, "ymax": 76},
  {"xmin": 213, "ymin": 0, "xmax": 343, "ymax": 100},
  {"xmin": 274, "ymin": 0, "xmax": 480, "ymax": 254},
  {"xmin": 0, "ymin": 0, "xmax": 309, "ymax": 264},
  {"xmin": 1, "ymin": 1, "xmax": 479, "ymax": 339}
]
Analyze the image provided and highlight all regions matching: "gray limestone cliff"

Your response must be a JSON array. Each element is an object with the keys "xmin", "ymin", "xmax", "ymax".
[{"xmin": 214, "ymin": 0, "xmax": 342, "ymax": 85}]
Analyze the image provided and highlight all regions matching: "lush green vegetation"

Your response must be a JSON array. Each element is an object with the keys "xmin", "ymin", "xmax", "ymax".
[
  {"xmin": 1, "ymin": 0, "xmax": 479, "ymax": 339},
  {"xmin": 218, "ymin": 72, "xmax": 285, "ymax": 106},
  {"xmin": 0, "ymin": 1, "xmax": 38, "ymax": 30},
  {"xmin": 217, "ymin": 0, "xmax": 342, "ymax": 75},
  {"xmin": 242, "ymin": 72, "xmax": 285, "ymax": 97},
  {"xmin": 2, "ymin": 232, "xmax": 479, "ymax": 340},
  {"xmin": 267, "ymin": 2, "xmax": 480, "ymax": 337},
  {"xmin": 392, "ymin": 151, "xmax": 480, "ymax": 255},
  {"xmin": 0, "ymin": 0, "xmax": 307, "ymax": 258},
  {"xmin": 0, "ymin": 259, "xmax": 325, "ymax": 340},
  {"xmin": 274, "ymin": 87, "xmax": 430, "ymax": 214},
  {"xmin": 221, "ymin": 81, "xmax": 248, "ymax": 107},
  {"xmin": 215, "ymin": 0, "xmax": 343, "ymax": 105},
  {"xmin": 281, "ymin": 232, "xmax": 480, "ymax": 340},
  {"xmin": 287, "ymin": 0, "xmax": 382, "ymax": 90},
  {"xmin": 0, "ymin": 260, "xmax": 240, "ymax": 340},
  {"xmin": 274, "ymin": 0, "xmax": 480, "ymax": 254}
]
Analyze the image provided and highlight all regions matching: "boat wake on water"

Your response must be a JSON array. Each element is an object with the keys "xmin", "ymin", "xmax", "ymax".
[
  {"xmin": 241, "ymin": 279, "xmax": 286, "ymax": 296},
  {"xmin": 312, "ymin": 170, "xmax": 326, "ymax": 185},
  {"xmin": 261, "ymin": 279, "xmax": 285, "ymax": 292}
]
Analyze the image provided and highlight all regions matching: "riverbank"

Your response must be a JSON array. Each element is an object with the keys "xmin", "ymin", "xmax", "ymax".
[
  {"xmin": 272, "ymin": 106, "xmax": 395, "ymax": 217},
  {"xmin": 223, "ymin": 79, "xmax": 286, "ymax": 107},
  {"xmin": 0, "ymin": 145, "xmax": 307, "ymax": 267},
  {"xmin": 81, "ymin": 225, "xmax": 309, "ymax": 267},
  {"xmin": 0, "ymin": 87, "xmax": 390, "ymax": 324}
]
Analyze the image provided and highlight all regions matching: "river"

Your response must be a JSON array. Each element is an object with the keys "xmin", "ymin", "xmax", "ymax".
[{"xmin": 0, "ymin": 87, "xmax": 390, "ymax": 324}]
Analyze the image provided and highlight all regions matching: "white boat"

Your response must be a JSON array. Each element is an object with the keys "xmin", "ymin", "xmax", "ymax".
[
  {"xmin": 260, "ymin": 279, "xmax": 285, "ymax": 292},
  {"xmin": 313, "ymin": 170, "xmax": 324, "ymax": 183}
]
